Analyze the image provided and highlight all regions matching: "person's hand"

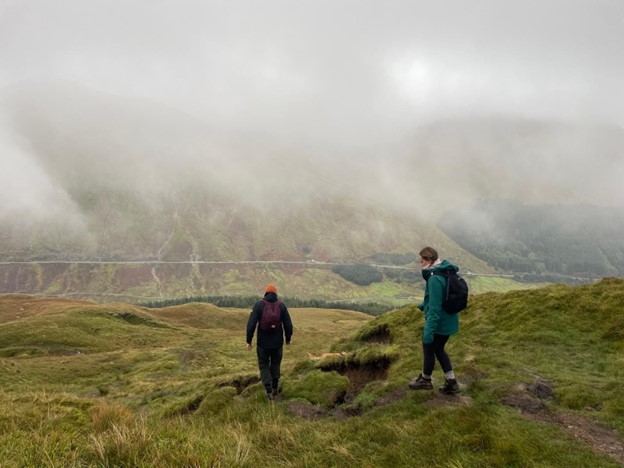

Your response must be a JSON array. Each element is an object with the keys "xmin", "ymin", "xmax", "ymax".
[{"xmin": 246, "ymin": 343, "xmax": 252, "ymax": 351}]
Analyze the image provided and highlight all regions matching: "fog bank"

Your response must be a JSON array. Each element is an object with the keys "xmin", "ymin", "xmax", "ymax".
[{"xmin": 1, "ymin": 0, "xmax": 623, "ymax": 225}]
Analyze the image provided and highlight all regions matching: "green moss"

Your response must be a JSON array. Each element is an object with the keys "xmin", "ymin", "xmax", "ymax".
[
  {"xmin": 282, "ymin": 370, "xmax": 349, "ymax": 406},
  {"xmin": 196, "ymin": 387, "xmax": 237, "ymax": 416}
]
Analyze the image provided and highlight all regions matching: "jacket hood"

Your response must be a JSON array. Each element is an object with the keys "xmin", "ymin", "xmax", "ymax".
[
  {"xmin": 430, "ymin": 259, "xmax": 459, "ymax": 273},
  {"xmin": 263, "ymin": 292, "xmax": 278, "ymax": 302},
  {"xmin": 422, "ymin": 259, "xmax": 459, "ymax": 280}
]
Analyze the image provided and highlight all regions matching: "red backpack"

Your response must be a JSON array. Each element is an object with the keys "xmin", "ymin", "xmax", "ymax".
[{"xmin": 259, "ymin": 300, "xmax": 282, "ymax": 330}]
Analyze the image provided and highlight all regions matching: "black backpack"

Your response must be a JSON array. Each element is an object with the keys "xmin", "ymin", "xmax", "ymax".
[
  {"xmin": 434, "ymin": 270, "xmax": 469, "ymax": 314},
  {"xmin": 259, "ymin": 300, "xmax": 282, "ymax": 330}
]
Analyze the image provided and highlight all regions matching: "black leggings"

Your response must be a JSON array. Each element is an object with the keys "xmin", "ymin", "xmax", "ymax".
[{"xmin": 422, "ymin": 334, "xmax": 453, "ymax": 376}]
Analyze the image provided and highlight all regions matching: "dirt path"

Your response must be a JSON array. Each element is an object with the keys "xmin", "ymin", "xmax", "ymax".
[
  {"xmin": 528, "ymin": 407, "xmax": 624, "ymax": 464},
  {"xmin": 501, "ymin": 387, "xmax": 624, "ymax": 465}
]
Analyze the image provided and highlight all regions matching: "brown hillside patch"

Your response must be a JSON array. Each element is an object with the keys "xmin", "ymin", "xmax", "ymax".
[
  {"xmin": 85, "ymin": 303, "xmax": 163, "ymax": 325},
  {"xmin": 149, "ymin": 303, "xmax": 248, "ymax": 329},
  {"xmin": 0, "ymin": 294, "xmax": 93, "ymax": 324},
  {"xmin": 0, "ymin": 265, "xmax": 21, "ymax": 293},
  {"xmin": 114, "ymin": 265, "xmax": 154, "ymax": 288},
  {"xmin": 41, "ymin": 263, "xmax": 71, "ymax": 288}
]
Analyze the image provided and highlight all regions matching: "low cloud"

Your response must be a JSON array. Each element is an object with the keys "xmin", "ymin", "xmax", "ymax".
[
  {"xmin": 0, "ymin": 115, "xmax": 83, "ymax": 223},
  {"xmin": 1, "ymin": 0, "xmax": 623, "ymax": 226}
]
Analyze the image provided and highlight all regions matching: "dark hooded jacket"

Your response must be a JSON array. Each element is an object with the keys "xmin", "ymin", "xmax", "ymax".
[{"xmin": 246, "ymin": 292, "xmax": 293, "ymax": 349}]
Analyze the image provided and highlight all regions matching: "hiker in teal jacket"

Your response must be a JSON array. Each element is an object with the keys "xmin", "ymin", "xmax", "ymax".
[{"xmin": 409, "ymin": 246, "xmax": 461, "ymax": 394}]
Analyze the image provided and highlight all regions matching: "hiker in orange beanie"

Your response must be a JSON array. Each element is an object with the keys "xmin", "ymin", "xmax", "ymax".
[{"xmin": 246, "ymin": 284, "xmax": 293, "ymax": 401}]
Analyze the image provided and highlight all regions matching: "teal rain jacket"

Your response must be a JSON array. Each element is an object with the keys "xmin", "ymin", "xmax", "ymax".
[{"xmin": 418, "ymin": 259, "xmax": 460, "ymax": 344}]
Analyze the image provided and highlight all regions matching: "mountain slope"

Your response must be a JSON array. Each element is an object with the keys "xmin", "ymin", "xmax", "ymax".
[{"xmin": 439, "ymin": 199, "xmax": 624, "ymax": 277}]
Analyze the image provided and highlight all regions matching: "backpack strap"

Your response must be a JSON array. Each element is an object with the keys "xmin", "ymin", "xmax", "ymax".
[{"xmin": 430, "ymin": 270, "xmax": 452, "ymax": 300}]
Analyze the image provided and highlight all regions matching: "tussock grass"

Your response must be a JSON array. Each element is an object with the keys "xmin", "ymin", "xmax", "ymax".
[
  {"xmin": 1, "ymin": 281, "xmax": 624, "ymax": 466},
  {"xmin": 91, "ymin": 402, "xmax": 135, "ymax": 432}
]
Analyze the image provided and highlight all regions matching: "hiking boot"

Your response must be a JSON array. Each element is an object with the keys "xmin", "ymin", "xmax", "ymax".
[
  {"xmin": 267, "ymin": 392, "xmax": 274, "ymax": 401},
  {"xmin": 439, "ymin": 378, "xmax": 461, "ymax": 395},
  {"xmin": 272, "ymin": 387, "xmax": 280, "ymax": 397},
  {"xmin": 408, "ymin": 374, "xmax": 433, "ymax": 390}
]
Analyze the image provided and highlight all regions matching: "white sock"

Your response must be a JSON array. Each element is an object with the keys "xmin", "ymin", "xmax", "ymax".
[
  {"xmin": 444, "ymin": 370, "xmax": 456, "ymax": 380},
  {"xmin": 422, "ymin": 373, "xmax": 432, "ymax": 380}
]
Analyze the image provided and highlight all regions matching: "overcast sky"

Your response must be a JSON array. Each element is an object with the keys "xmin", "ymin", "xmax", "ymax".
[
  {"xmin": 1, "ymin": 0, "xmax": 624, "ymax": 219},
  {"xmin": 2, "ymin": 0, "xmax": 623, "ymax": 138}
]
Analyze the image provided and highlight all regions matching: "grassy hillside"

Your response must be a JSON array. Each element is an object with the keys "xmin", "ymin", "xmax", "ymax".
[{"xmin": 1, "ymin": 280, "xmax": 623, "ymax": 466}]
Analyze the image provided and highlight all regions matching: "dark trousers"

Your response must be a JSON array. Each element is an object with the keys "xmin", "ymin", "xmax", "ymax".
[
  {"xmin": 423, "ymin": 334, "xmax": 453, "ymax": 376},
  {"xmin": 256, "ymin": 346, "xmax": 283, "ymax": 392}
]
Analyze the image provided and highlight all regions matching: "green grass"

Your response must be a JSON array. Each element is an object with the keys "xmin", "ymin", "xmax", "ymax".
[
  {"xmin": 1, "ymin": 280, "xmax": 623, "ymax": 467},
  {"xmin": 466, "ymin": 275, "xmax": 543, "ymax": 294}
]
